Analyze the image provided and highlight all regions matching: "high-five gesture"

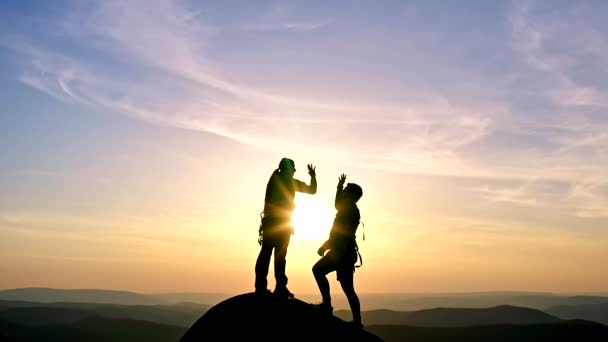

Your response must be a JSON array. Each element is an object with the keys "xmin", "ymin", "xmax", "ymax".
[{"xmin": 307, "ymin": 164, "xmax": 316, "ymax": 177}]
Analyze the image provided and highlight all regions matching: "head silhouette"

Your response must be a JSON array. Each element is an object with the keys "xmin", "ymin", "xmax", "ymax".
[
  {"xmin": 344, "ymin": 183, "xmax": 363, "ymax": 203},
  {"xmin": 278, "ymin": 157, "xmax": 296, "ymax": 176}
]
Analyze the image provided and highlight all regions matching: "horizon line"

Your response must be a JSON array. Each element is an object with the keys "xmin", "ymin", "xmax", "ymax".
[{"xmin": 2, "ymin": 287, "xmax": 607, "ymax": 296}]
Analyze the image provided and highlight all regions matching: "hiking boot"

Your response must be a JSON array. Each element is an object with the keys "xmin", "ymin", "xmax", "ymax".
[
  {"xmin": 273, "ymin": 287, "xmax": 294, "ymax": 299},
  {"xmin": 255, "ymin": 288, "xmax": 272, "ymax": 295},
  {"xmin": 348, "ymin": 320, "xmax": 364, "ymax": 329},
  {"xmin": 313, "ymin": 302, "xmax": 333, "ymax": 315}
]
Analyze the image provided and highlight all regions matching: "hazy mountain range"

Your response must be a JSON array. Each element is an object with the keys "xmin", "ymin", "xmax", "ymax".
[
  {"xmin": 0, "ymin": 315, "xmax": 186, "ymax": 342},
  {"xmin": 0, "ymin": 302, "xmax": 209, "ymax": 328},
  {"xmin": 0, "ymin": 288, "xmax": 230, "ymax": 307},
  {"xmin": 1, "ymin": 288, "xmax": 608, "ymax": 341},
  {"xmin": 3, "ymin": 288, "xmax": 608, "ymax": 311},
  {"xmin": 334, "ymin": 305, "xmax": 561, "ymax": 327},
  {"xmin": 366, "ymin": 321, "xmax": 608, "ymax": 342}
]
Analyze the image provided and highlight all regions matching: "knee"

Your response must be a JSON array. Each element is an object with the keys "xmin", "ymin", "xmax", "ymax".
[{"xmin": 312, "ymin": 264, "xmax": 322, "ymax": 277}]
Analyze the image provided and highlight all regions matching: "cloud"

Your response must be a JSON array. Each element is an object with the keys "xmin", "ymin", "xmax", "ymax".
[
  {"xmin": 5, "ymin": 0, "xmax": 608, "ymax": 217},
  {"xmin": 242, "ymin": 19, "xmax": 331, "ymax": 32},
  {"xmin": 474, "ymin": 181, "xmax": 552, "ymax": 209},
  {"xmin": 568, "ymin": 180, "xmax": 608, "ymax": 218},
  {"xmin": 6, "ymin": 0, "xmax": 493, "ymax": 174},
  {"xmin": 241, "ymin": 1, "xmax": 331, "ymax": 32},
  {"xmin": 509, "ymin": 0, "xmax": 608, "ymax": 109}
]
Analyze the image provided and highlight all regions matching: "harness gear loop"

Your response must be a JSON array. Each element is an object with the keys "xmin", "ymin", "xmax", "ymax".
[
  {"xmin": 257, "ymin": 211, "xmax": 264, "ymax": 246},
  {"xmin": 354, "ymin": 242, "xmax": 363, "ymax": 268},
  {"xmin": 354, "ymin": 220, "xmax": 365, "ymax": 268},
  {"xmin": 361, "ymin": 221, "xmax": 365, "ymax": 241}
]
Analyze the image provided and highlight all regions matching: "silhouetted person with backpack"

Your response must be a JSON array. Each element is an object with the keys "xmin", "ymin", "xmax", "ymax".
[
  {"xmin": 313, "ymin": 173, "xmax": 364, "ymax": 328},
  {"xmin": 255, "ymin": 157, "xmax": 317, "ymax": 298}
]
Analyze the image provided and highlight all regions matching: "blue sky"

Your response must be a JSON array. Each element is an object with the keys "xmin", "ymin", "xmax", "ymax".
[{"xmin": 1, "ymin": 0, "xmax": 607, "ymax": 293}]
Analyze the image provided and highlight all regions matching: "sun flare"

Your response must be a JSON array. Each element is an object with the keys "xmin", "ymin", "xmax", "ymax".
[{"xmin": 291, "ymin": 195, "xmax": 334, "ymax": 240}]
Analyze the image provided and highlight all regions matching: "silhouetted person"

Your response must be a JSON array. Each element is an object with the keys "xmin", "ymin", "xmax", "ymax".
[
  {"xmin": 255, "ymin": 157, "xmax": 317, "ymax": 298},
  {"xmin": 313, "ymin": 173, "xmax": 363, "ymax": 328}
]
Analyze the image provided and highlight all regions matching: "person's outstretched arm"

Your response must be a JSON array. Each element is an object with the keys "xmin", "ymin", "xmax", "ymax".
[
  {"xmin": 294, "ymin": 164, "xmax": 317, "ymax": 194},
  {"xmin": 334, "ymin": 173, "xmax": 346, "ymax": 209}
]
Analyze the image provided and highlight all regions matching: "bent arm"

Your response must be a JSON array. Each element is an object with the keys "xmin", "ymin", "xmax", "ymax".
[
  {"xmin": 334, "ymin": 184, "xmax": 345, "ymax": 209},
  {"xmin": 294, "ymin": 176, "xmax": 317, "ymax": 194}
]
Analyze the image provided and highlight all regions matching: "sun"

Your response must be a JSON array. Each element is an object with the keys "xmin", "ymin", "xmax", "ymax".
[{"xmin": 291, "ymin": 194, "xmax": 335, "ymax": 240}]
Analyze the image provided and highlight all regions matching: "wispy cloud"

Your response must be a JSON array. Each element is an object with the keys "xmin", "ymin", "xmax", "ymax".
[
  {"xmin": 241, "ymin": 2, "xmax": 331, "ymax": 32},
  {"xmin": 242, "ymin": 19, "xmax": 331, "ymax": 32},
  {"xmin": 4, "ymin": 0, "xmax": 608, "ymax": 217},
  {"xmin": 568, "ymin": 180, "xmax": 608, "ymax": 218},
  {"xmin": 509, "ymin": 0, "xmax": 608, "ymax": 109},
  {"xmin": 5, "ymin": 0, "xmax": 492, "ymax": 175}
]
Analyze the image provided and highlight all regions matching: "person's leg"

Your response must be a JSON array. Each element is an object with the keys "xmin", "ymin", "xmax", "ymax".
[
  {"xmin": 339, "ymin": 268, "xmax": 361, "ymax": 327},
  {"xmin": 273, "ymin": 230, "xmax": 292, "ymax": 293},
  {"xmin": 312, "ymin": 252, "xmax": 338, "ymax": 311},
  {"xmin": 254, "ymin": 231, "xmax": 275, "ymax": 292}
]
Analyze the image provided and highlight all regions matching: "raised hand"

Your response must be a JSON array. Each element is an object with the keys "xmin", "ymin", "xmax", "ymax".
[
  {"xmin": 338, "ymin": 173, "xmax": 346, "ymax": 188},
  {"xmin": 307, "ymin": 164, "xmax": 316, "ymax": 177}
]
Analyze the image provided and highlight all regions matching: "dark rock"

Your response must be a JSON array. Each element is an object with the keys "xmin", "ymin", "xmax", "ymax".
[{"xmin": 180, "ymin": 292, "xmax": 383, "ymax": 342}]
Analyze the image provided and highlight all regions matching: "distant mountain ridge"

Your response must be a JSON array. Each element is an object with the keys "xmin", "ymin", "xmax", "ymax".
[
  {"xmin": 2, "ymin": 298, "xmax": 604, "ymax": 330},
  {"xmin": 0, "ymin": 288, "xmax": 233, "ymax": 307},
  {"xmin": 367, "ymin": 320, "xmax": 608, "ymax": 342},
  {"xmin": 335, "ymin": 305, "xmax": 560, "ymax": 327},
  {"xmin": 547, "ymin": 303, "xmax": 608, "ymax": 325},
  {"xmin": 4, "ymin": 287, "xmax": 608, "ymax": 327},
  {"xmin": 2, "ymin": 295, "xmax": 608, "ymax": 341},
  {"xmin": 4, "ymin": 288, "xmax": 608, "ymax": 311},
  {"xmin": 0, "ymin": 316, "xmax": 186, "ymax": 342},
  {"xmin": 0, "ymin": 307, "xmax": 92, "ymax": 326},
  {"xmin": 0, "ymin": 288, "xmax": 162, "ymax": 305},
  {"xmin": 151, "ymin": 293, "xmax": 232, "ymax": 306},
  {"xmin": 0, "ymin": 300, "xmax": 209, "ymax": 327},
  {"xmin": 393, "ymin": 293, "xmax": 608, "ymax": 311}
]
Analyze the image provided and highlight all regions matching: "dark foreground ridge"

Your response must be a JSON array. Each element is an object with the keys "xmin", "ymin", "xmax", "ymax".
[{"xmin": 179, "ymin": 292, "xmax": 383, "ymax": 342}]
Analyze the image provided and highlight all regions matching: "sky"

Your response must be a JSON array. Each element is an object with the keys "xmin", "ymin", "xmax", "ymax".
[{"xmin": 1, "ymin": 0, "xmax": 607, "ymax": 295}]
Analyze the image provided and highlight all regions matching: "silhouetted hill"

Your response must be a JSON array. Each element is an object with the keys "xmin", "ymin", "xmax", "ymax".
[
  {"xmin": 0, "ymin": 288, "xmax": 162, "ymax": 305},
  {"xmin": 0, "ymin": 307, "xmax": 92, "ymax": 326},
  {"xmin": 335, "ymin": 305, "xmax": 560, "ymax": 327},
  {"xmin": 547, "ymin": 303, "xmax": 608, "ymax": 325},
  {"xmin": 0, "ymin": 301, "xmax": 35, "ymax": 311},
  {"xmin": 0, "ymin": 316, "xmax": 186, "ymax": 342},
  {"xmin": 0, "ymin": 300, "xmax": 209, "ymax": 327},
  {"xmin": 367, "ymin": 320, "xmax": 608, "ymax": 342},
  {"xmin": 180, "ymin": 292, "xmax": 383, "ymax": 342},
  {"xmin": 0, "ymin": 320, "xmax": 21, "ymax": 342}
]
